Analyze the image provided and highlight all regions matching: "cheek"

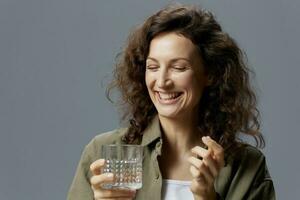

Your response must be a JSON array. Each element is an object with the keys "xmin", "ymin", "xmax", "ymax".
[
  {"xmin": 175, "ymin": 74, "xmax": 205, "ymax": 100},
  {"xmin": 173, "ymin": 73, "xmax": 195, "ymax": 89},
  {"xmin": 145, "ymin": 72, "xmax": 155, "ymax": 91},
  {"xmin": 145, "ymin": 72, "xmax": 151, "ymax": 87}
]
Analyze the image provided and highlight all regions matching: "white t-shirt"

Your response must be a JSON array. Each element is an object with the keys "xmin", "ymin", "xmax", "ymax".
[{"xmin": 161, "ymin": 179, "xmax": 194, "ymax": 200}]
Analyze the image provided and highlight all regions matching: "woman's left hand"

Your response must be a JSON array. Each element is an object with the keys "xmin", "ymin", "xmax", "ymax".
[{"xmin": 188, "ymin": 136, "xmax": 225, "ymax": 200}]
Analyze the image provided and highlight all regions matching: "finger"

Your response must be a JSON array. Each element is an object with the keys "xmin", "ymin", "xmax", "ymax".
[
  {"xmin": 90, "ymin": 159, "xmax": 105, "ymax": 175},
  {"xmin": 201, "ymin": 152, "xmax": 219, "ymax": 178},
  {"xmin": 93, "ymin": 189, "xmax": 136, "ymax": 199},
  {"xmin": 188, "ymin": 156, "xmax": 202, "ymax": 169},
  {"xmin": 95, "ymin": 197, "xmax": 134, "ymax": 200},
  {"xmin": 101, "ymin": 189, "xmax": 136, "ymax": 197},
  {"xmin": 104, "ymin": 199, "xmax": 134, "ymax": 200},
  {"xmin": 90, "ymin": 173, "xmax": 114, "ymax": 189},
  {"xmin": 202, "ymin": 136, "xmax": 225, "ymax": 167},
  {"xmin": 190, "ymin": 178, "xmax": 207, "ymax": 194},
  {"xmin": 190, "ymin": 164, "xmax": 201, "ymax": 178},
  {"xmin": 190, "ymin": 145, "xmax": 220, "ymax": 177},
  {"xmin": 188, "ymin": 157, "xmax": 214, "ymax": 184},
  {"xmin": 190, "ymin": 165, "xmax": 207, "ymax": 185},
  {"xmin": 190, "ymin": 146, "xmax": 208, "ymax": 160},
  {"xmin": 202, "ymin": 136, "xmax": 222, "ymax": 153}
]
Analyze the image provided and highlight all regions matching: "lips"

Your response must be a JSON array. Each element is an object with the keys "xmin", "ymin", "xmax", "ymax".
[
  {"xmin": 155, "ymin": 91, "xmax": 182, "ymax": 104},
  {"xmin": 158, "ymin": 92, "xmax": 181, "ymax": 100}
]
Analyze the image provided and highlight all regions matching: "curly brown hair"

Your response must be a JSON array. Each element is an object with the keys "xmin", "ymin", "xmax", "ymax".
[{"xmin": 107, "ymin": 4, "xmax": 264, "ymax": 150}]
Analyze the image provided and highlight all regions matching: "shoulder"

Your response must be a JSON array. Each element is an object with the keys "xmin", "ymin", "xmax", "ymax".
[
  {"xmin": 241, "ymin": 145, "xmax": 272, "ymax": 178},
  {"xmin": 80, "ymin": 127, "xmax": 129, "ymax": 163},
  {"xmin": 227, "ymin": 144, "xmax": 271, "ymax": 181},
  {"xmin": 219, "ymin": 145, "xmax": 275, "ymax": 199},
  {"xmin": 242, "ymin": 144, "xmax": 265, "ymax": 161},
  {"xmin": 227, "ymin": 143, "xmax": 266, "ymax": 165},
  {"xmin": 225, "ymin": 144, "xmax": 270, "ymax": 180},
  {"xmin": 218, "ymin": 144, "xmax": 274, "ymax": 198},
  {"xmin": 92, "ymin": 127, "xmax": 128, "ymax": 146}
]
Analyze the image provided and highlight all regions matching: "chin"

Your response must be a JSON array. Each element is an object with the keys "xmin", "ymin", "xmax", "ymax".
[{"xmin": 156, "ymin": 108, "xmax": 182, "ymax": 119}]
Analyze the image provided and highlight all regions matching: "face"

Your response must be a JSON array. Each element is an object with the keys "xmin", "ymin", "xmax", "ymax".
[{"xmin": 145, "ymin": 32, "xmax": 208, "ymax": 119}]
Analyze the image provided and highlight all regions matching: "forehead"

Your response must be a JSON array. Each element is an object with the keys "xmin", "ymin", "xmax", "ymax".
[{"xmin": 147, "ymin": 32, "xmax": 198, "ymax": 60}]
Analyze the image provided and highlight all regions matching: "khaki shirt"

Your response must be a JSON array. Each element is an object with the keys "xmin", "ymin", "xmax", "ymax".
[{"xmin": 67, "ymin": 116, "xmax": 275, "ymax": 200}]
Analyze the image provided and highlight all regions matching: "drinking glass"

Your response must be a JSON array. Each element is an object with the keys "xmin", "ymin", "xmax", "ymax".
[{"xmin": 101, "ymin": 144, "xmax": 143, "ymax": 190}]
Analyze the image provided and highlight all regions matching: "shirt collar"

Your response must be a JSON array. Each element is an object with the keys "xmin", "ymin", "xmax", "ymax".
[
  {"xmin": 140, "ymin": 115, "xmax": 230, "ymax": 166},
  {"xmin": 141, "ymin": 115, "xmax": 162, "ymax": 146}
]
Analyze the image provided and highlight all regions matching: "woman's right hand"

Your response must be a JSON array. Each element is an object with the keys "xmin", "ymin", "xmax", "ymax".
[{"xmin": 90, "ymin": 159, "xmax": 137, "ymax": 200}]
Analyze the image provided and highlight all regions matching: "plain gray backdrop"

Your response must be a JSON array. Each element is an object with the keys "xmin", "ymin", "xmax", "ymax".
[{"xmin": 1, "ymin": 0, "xmax": 299, "ymax": 199}]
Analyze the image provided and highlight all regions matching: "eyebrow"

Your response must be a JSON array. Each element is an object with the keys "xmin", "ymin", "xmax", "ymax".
[{"xmin": 146, "ymin": 57, "xmax": 191, "ymax": 64}]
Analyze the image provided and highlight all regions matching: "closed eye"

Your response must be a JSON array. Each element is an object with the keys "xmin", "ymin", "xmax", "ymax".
[
  {"xmin": 172, "ymin": 65, "xmax": 188, "ymax": 71},
  {"xmin": 146, "ymin": 65, "xmax": 159, "ymax": 71}
]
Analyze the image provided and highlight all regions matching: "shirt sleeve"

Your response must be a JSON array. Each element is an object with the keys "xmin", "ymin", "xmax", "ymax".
[
  {"xmin": 221, "ymin": 146, "xmax": 276, "ymax": 200},
  {"xmin": 247, "ymin": 179, "xmax": 275, "ymax": 199},
  {"xmin": 245, "ymin": 154, "xmax": 276, "ymax": 200},
  {"xmin": 67, "ymin": 140, "xmax": 96, "ymax": 200}
]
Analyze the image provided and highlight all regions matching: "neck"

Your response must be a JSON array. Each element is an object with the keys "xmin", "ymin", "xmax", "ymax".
[{"xmin": 158, "ymin": 113, "xmax": 204, "ymax": 155}]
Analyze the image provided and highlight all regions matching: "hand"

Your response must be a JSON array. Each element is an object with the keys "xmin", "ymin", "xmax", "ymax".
[
  {"xmin": 90, "ymin": 159, "xmax": 136, "ymax": 200},
  {"xmin": 188, "ymin": 136, "xmax": 225, "ymax": 200}
]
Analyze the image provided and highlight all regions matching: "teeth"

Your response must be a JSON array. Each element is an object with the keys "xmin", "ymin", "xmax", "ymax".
[{"xmin": 158, "ymin": 92, "xmax": 181, "ymax": 100}]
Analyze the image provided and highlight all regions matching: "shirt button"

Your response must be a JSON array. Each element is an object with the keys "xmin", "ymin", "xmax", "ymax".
[
  {"xmin": 156, "ymin": 141, "xmax": 162, "ymax": 148},
  {"xmin": 156, "ymin": 173, "xmax": 160, "ymax": 179}
]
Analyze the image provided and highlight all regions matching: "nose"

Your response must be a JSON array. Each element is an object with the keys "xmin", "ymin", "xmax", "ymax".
[{"xmin": 157, "ymin": 69, "xmax": 172, "ymax": 88}]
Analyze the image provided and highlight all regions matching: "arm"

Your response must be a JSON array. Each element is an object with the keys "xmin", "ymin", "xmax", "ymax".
[
  {"xmin": 188, "ymin": 136, "xmax": 225, "ymax": 200},
  {"xmin": 67, "ymin": 142, "xmax": 95, "ymax": 200},
  {"xmin": 224, "ymin": 146, "xmax": 276, "ymax": 200},
  {"xmin": 245, "ymin": 156, "xmax": 276, "ymax": 200},
  {"xmin": 67, "ymin": 130, "xmax": 135, "ymax": 200}
]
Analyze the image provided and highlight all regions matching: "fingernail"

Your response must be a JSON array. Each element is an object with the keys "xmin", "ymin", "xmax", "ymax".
[
  {"xmin": 204, "ymin": 136, "xmax": 210, "ymax": 140},
  {"xmin": 106, "ymin": 173, "xmax": 114, "ymax": 177}
]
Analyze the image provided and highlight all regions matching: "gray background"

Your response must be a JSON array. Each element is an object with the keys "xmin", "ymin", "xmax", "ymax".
[{"xmin": 0, "ymin": 0, "xmax": 299, "ymax": 199}]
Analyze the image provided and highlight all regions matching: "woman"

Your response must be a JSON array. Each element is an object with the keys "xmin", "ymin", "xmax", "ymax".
[{"xmin": 67, "ymin": 4, "xmax": 275, "ymax": 200}]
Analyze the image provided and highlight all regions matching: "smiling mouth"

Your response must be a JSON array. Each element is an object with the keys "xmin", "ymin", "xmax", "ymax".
[{"xmin": 155, "ymin": 92, "xmax": 182, "ymax": 104}]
